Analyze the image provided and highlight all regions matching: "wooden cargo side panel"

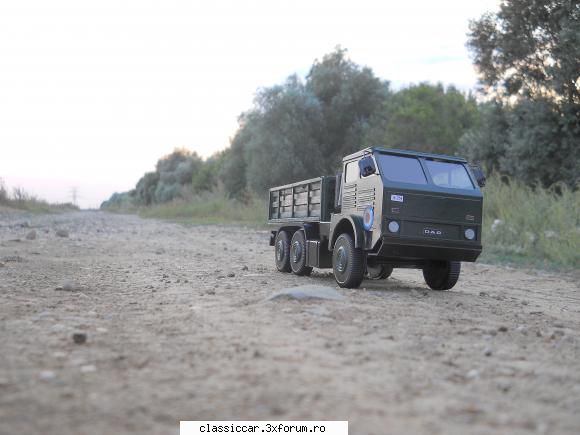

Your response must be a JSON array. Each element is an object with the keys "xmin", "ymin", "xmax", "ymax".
[{"xmin": 268, "ymin": 178, "xmax": 328, "ymax": 221}]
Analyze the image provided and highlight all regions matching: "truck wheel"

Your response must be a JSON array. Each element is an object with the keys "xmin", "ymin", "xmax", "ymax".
[
  {"xmin": 423, "ymin": 260, "xmax": 461, "ymax": 290},
  {"xmin": 333, "ymin": 233, "xmax": 364, "ymax": 288},
  {"xmin": 290, "ymin": 231, "xmax": 312, "ymax": 276},
  {"xmin": 366, "ymin": 264, "xmax": 393, "ymax": 280},
  {"xmin": 274, "ymin": 230, "xmax": 291, "ymax": 273}
]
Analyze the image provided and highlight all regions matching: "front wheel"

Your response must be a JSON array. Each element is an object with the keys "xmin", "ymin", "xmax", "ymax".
[
  {"xmin": 423, "ymin": 260, "xmax": 461, "ymax": 290},
  {"xmin": 332, "ymin": 233, "xmax": 365, "ymax": 288}
]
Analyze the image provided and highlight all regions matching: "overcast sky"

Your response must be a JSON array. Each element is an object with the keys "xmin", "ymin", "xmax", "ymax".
[{"xmin": 0, "ymin": 0, "xmax": 499, "ymax": 208}]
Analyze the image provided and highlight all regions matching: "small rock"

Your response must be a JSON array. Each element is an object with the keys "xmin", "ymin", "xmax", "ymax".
[
  {"xmin": 410, "ymin": 289, "xmax": 429, "ymax": 297},
  {"xmin": 497, "ymin": 380, "xmax": 511, "ymax": 392},
  {"xmin": 55, "ymin": 229, "xmax": 69, "ymax": 238},
  {"xmin": 498, "ymin": 326, "xmax": 508, "ymax": 332},
  {"xmin": 241, "ymin": 265, "xmax": 249, "ymax": 271},
  {"xmin": 227, "ymin": 272, "xmax": 235, "ymax": 278},
  {"xmin": 55, "ymin": 281, "xmax": 80, "ymax": 292},
  {"xmin": 479, "ymin": 291, "xmax": 489, "ymax": 297},
  {"xmin": 0, "ymin": 262, "xmax": 4, "ymax": 268},
  {"xmin": 206, "ymin": 289, "xmax": 216, "ymax": 295},
  {"xmin": 26, "ymin": 230, "xmax": 37, "ymax": 240},
  {"xmin": 80, "ymin": 364, "xmax": 96, "ymax": 373},
  {"xmin": 553, "ymin": 322, "xmax": 565, "ymax": 328},
  {"xmin": 266, "ymin": 285, "xmax": 344, "ymax": 302},
  {"xmin": 483, "ymin": 347, "xmax": 493, "ymax": 357},
  {"xmin": 72, "ymin": 332, "xmax": 87, "ymax": 344},
  {"xmin": 155, "ymin": 248, "xmax": 165, "ymax": 255},
  {"xmin": 2, "ymin": 256, "xmax": 24, "ymax": 263},
  {"xmin": 39, "ymin": 370, "xmax": 56, "ymax": 381},
  {"xmin": 466, "ymin": 369, "xmax": 479, "ymax": 380}
]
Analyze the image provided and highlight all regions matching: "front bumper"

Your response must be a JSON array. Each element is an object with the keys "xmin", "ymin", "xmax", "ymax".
[{"xmin": 375, "ymin": 236, "xmax": 482, "ymax": 262}]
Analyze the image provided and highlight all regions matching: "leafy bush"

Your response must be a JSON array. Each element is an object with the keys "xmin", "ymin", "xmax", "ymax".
[{"xmin": 482, "ymin": 174, "xmax": 579, "ymax": 268}]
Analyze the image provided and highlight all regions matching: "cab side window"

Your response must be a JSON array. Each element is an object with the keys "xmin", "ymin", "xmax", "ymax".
[{"xmin": 345, "ymin": 161, "xmax": 360, "ymax": 183}]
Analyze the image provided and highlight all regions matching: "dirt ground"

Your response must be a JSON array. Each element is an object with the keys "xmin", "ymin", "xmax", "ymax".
[{"xmin": 0, "ymin": 211, "xmax": 579, "ymax": 435}]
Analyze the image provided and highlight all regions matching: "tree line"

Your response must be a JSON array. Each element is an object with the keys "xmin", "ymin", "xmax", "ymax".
[{"xmin": 102, "ymin": 0, "xmax": 579, "ymax": 209}]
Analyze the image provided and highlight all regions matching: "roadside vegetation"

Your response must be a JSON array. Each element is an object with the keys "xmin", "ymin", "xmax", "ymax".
[
  {"xmin": 0, "ymin": 179, "xmax": 78, "ymax": 214},
  {"xmin": 101, "ymin": 0, "xmax": 579, "ymax": 270},
  {"xmin": 480, "ymin": 175, "xmax": 579, "ymax": 269}
]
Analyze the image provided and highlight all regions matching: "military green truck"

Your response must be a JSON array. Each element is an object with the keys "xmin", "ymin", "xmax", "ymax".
[{"xmin": 268, "ymin": 147, "xmax": 485, "ymax": 290}]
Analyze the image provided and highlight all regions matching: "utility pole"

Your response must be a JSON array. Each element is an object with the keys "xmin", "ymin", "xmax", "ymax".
[{"xmin": 70, "ymin": 187, "xmax": 79, "ymax": 206}]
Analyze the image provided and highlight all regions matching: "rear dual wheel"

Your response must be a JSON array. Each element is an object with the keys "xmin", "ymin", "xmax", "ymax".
[
  {"xmin": 274, "ymin": 230, "xmax": 291, "ymax": 272},
  {"xmin": 290, "ymin": 231, "xmax": 312, "ymax": 276},
  {"xmin": 274, "ymin": 230, "xmax": 312, "ymax": 276}
]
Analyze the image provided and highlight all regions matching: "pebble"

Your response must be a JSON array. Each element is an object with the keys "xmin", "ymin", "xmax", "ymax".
[
  {"xmin": 227, "ymin": 272, "xmax": 235, "ymax": 278},
  {"xmin": 497, "ymin": 380, "xmax": 511, "ymax": 392},
  {"xmin": 56, "ymin": 229, "xmax": 69, "ymax": 238},
  {"xmin": 72, "ymin": 332, "xmax": 87, "ymax": 344},
  {"xmin": 56, "ymin": 281, "xmax": 80, "ymax": 292},
  {"xmin": 466, "ymin": 369, "xmax": 480, "ymax": 380},
  {"xmin": 498, "ymin": 326, "xmax": 508, "ymax": 332},
  {"xmin": 39, "ymin": 370, "xmax": 56, "ymax": 381},
  {"xmin": 80, "ymin": 365, "xmax": 96, "ymax": 373},
  {"xmin": 484, "ymin": 347, "xmax": 493, "ymax": 357},
  {"xmin": 266, "ymin": 285, "xmax": 344, "ymax": 301},
  {"xmin": 241, "ymin": 265, "xmax": 249, "ymax": 271},
  {"xmin": 26, "ymin": 230, "xmax": 37, "ymax": 240}
]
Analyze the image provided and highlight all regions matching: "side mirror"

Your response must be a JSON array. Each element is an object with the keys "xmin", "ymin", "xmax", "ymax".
[
  {"xmin": 470, "ymin": 164, "xmax": 486, "ymax": 188},
  {"xmin": 359, "ymin": 156, "xmax": 377, "ymax": 177}
]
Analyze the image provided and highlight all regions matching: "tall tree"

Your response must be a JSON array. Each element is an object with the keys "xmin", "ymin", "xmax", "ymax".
[
  {"xmin": 467, "ymin": 0, "xmax": 580, "ymax": 104},
  {"xmin": 367, "ymin": 83, "xmax": 479, "ymax": 155},
  {"xmin": 463, "ymin": 0, "xmax": 580, "ymax": 187},
  {"xmin": 306, "ymin": 47, "xmax": 389, "ymax": 172}
]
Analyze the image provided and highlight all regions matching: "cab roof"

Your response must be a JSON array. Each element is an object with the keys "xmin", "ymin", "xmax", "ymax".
[{"xmin": 343, "ymin": 147, "xmax": 468, "ymax": 163}]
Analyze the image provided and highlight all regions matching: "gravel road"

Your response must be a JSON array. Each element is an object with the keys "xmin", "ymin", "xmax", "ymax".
[{"xmin": 1, "ymin": 211, "xmax": 579, "ymax": 435}]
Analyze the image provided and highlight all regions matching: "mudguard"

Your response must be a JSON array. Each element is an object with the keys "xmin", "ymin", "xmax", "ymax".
[{"xmin": 328, "ymin": 215, "xmax": 365, "ymax": 250}]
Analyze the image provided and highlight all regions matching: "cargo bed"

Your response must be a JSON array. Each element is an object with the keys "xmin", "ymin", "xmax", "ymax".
[{"xmin": 268, "ymin": 176, "xmax": 335, "ymax": 223}]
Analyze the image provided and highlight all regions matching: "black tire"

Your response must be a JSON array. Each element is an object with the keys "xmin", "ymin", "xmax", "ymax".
[
  {"xmin": 423, "ymin": 260, "xmax": 461, "ymax": 290},
  {"xmin": 332, "ymin": 233, "xmax": 365, "ymax": 288},
  {"xmin": 366, "ymin": 264, "xmax": 393, "ymax": 280},
  {"xmin": 274, "ymin": 230, "xmax": 291, "ymax": 273},
  {"xmin": 290, "ymin": 230, "xmax": 312, "ymax": 276}
]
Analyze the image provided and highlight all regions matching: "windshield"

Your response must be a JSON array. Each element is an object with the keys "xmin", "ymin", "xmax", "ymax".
[
  {"xmin": 375, "ymin": 154, "xmax": 427, "ymax": 185},
  {"xmin": 425, "ymin": 160, "xmax": 474, "ymax": 190}
]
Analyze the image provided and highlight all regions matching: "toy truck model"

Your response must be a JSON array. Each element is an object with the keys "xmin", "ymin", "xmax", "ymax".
[{"xmin": 268, "ymin": 147, "xmax": 486, "ymax": 290}]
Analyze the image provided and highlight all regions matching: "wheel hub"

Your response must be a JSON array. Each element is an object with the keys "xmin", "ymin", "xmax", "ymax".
[
  {"xmin": 336, "ymin": 246, "xmax": 348, "ymax": 273},
  {"xmin": 276, "ymin": 240, "xmax": 284, "ymax": 261},
  {"xmin": 292, "ymin": 241, "xmax": 302, "ymax": 263}
]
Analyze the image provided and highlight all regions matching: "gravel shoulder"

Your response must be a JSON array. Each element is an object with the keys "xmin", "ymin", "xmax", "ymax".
[{"xmin": 1, "ymin": 211, "xmax": 579, "ymax": 435}]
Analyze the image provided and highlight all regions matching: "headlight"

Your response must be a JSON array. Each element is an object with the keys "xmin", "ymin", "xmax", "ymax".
[
  {"xmin": 363, "ymin": 206, "xmax": 374, "ymax": 231},
  {"xmin": 464, "ymin": 228, "xmax": 476, "ymax": 240},
  {"xmin": 388, "ymin": 220, "xmax": 400, "ymax": 233}
]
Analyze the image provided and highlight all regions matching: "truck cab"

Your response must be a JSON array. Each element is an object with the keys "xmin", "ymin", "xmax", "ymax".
[{"xmin": 268, "ymin": 147, "xmax": 485, "ymax": 290}]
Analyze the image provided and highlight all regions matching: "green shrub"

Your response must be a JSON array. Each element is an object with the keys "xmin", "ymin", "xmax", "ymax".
[
  {"xmin": 482, "ymin": 174, "xmax": 579, "ymax": 268},
  {"xmin": 139, "ymin": 191, "xmax": 266, "ymax": 226}
]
